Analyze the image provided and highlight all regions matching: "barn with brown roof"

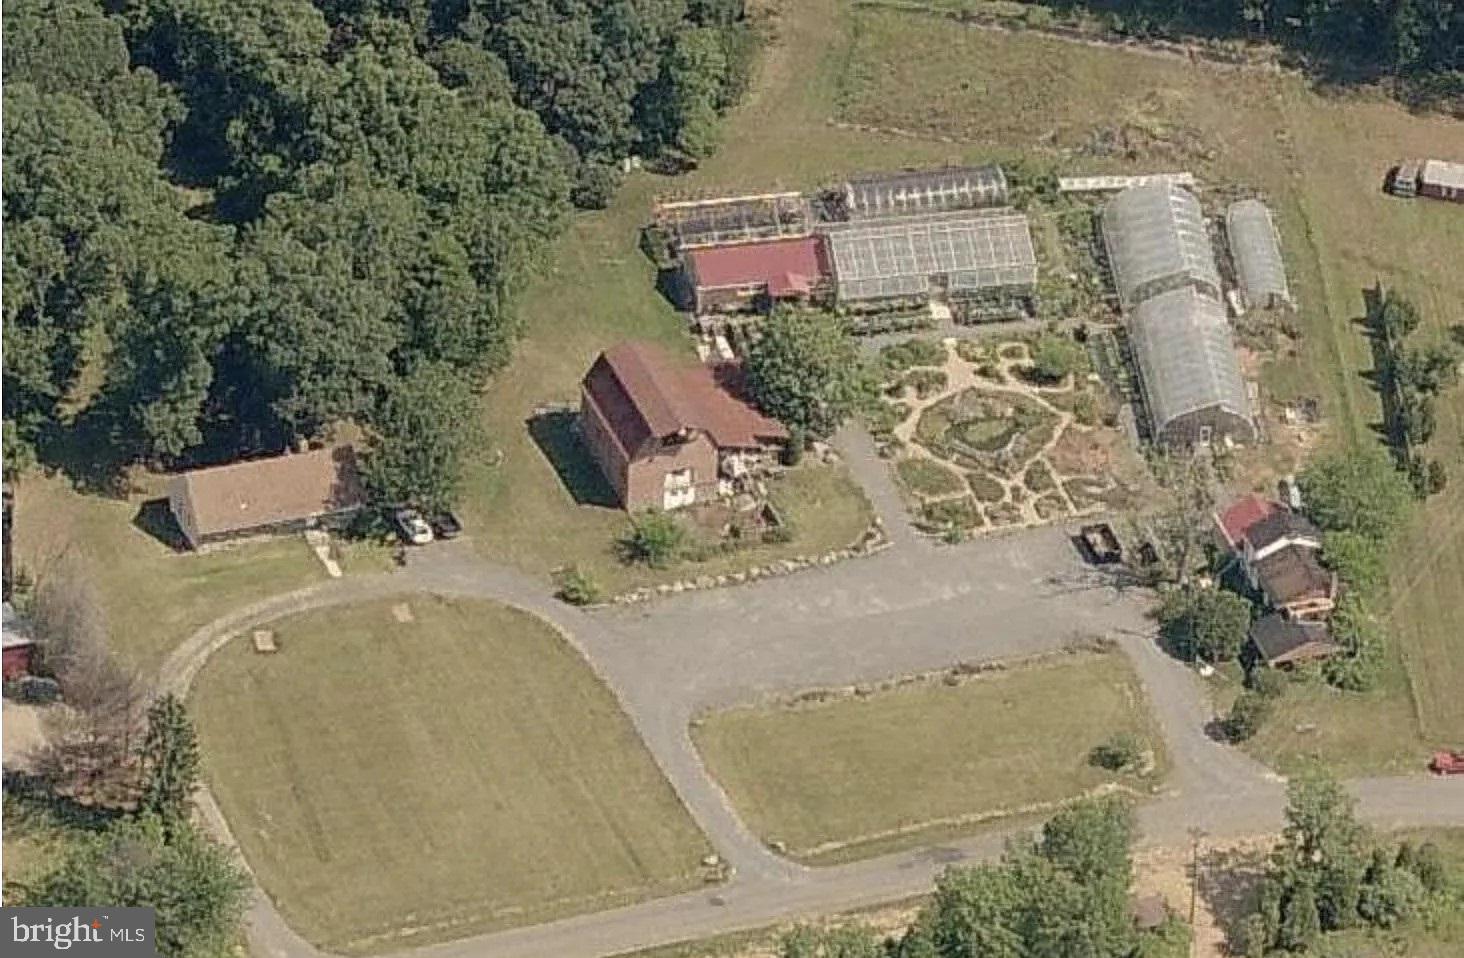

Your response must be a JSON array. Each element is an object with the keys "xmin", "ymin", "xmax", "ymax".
[
  {"xmin": 580, "ymin": 342, "xmax": 789, "ymax": 511},
  {"xmin": 168, "ymin": 446, "xmax": 366, "ymax": 549}
]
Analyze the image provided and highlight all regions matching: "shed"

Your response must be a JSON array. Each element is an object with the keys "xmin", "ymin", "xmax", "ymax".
[
  {"xmin": 821, "ymin": 210, "xmax": 1037, "ymax": 305},
  {"xmin": 1127, "ymin": 287, "xmax": 1255, "ymax": 447},
  {"xmin": 841, "ymin": 165, "xmax": 1009, "ymax": 219},
  {"xmin": 1226, "ymin": 200, "xmax": 1291, "ymax": 309},
  {"xmin": 3, "ymin": 602, "xmax": 37, "ymax": 680},
  {"xmin": 1102, "ymin": 184, "xmax": 1221, "ymax": 309},
  {"xmin": 1250, "ymin": 614, "xmax": 1341, "ymax": 668},
  {"xmin": 1419, "ymin": 159, "xmax": 1464, "ymax": 203},
  {"xmin": 168, "ymin": 446, "xmax": 365, "ymax": 549}
]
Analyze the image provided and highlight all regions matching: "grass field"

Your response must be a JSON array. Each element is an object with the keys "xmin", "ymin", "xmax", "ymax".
[
  {"xmin": 829, "ymin": 5, "xmax": 1464, "ymax": 769},
  {"xmin": 9, "ymin": 474, "xmax": 387, "ymax": 672},
  {"xmin": 190, "ymin": 596, "xmax": 711, "ymax": 954},
  {"xmin": 692, "ymin": 649, "xmax": 1165, "ymax": 864}
]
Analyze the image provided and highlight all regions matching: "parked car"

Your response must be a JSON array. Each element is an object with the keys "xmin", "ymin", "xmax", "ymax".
[
  {"xmin": 1430, "ymin": 750, "xmax": 1464, "ymax": 775},
  {"xmin": 430, "ymin": 511, "xmax": 463, "ymax": 540},
  {"xmin": 392, "ymin": 508, "xmax": 433, "ymax": 545}
]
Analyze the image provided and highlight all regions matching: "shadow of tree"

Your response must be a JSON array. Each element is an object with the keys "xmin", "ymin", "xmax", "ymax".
[
  {"xmin": 525, "ymin": 410, "xmax": 619, "ymax": 509},
  {"xmin": 1199, "ymin": 844, "xmax": 1271, "ymax": 953}
]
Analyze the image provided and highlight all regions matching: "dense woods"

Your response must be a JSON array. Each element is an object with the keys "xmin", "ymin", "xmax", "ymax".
[
  {"xmin": 2, "ymin": 0, "xmax": 755, "ymax": 488},
  {"xmin": 1044, "ymin": 0, "xmax": 1462, "ymax": 90}
]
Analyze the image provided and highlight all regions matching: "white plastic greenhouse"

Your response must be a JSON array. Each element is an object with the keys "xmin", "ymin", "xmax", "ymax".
[
  {"xmin": 1226, "ymin": 199, "xmax": 1291, "ymax": 309},
  {"xmin": 841, "ymin": 165, "xmax": 1009, "ymax": 220},
  {"xmin": 1102, "ymin": 184, "xmax": 1221, "ymax": 309}
]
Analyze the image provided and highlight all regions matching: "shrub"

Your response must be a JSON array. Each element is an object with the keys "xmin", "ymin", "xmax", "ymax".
[
  {"xmin": 1247, "ymin": 666, "xmax": 1288, "ymax": 699},
  {"xmin": 783, "ymin": 425, "xmax": 806, "ymax": 466},
  {"xmin": 904, "ymin": 368, "xmax": 948, "ymax": 399},
  {"xmin": 617, "ymin": 511, "xmax": 687, "ymax": 568},
  {"xmin": 556, "ymin": 566, "xmax": 602, "ymax": 605},
  {"xmin": 1029, "ymin": 333, "xmax": 1085, "ymax": 383},
  {"xmin": 1224, "ymin": 691, "xmax": 1272, "ymax": 742},
  {"xmin": 879, "ymin": 338, "xmax": 946, "ymax": 375},
  {"xmin": 1089, "ymin": 732, "xmax": 1145, "ymax": 771}
]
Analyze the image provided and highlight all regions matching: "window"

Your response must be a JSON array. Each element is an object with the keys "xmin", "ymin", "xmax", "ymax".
[{"xmin": 663, "ymin": 469, "xmax": 695, "ymax": 510}]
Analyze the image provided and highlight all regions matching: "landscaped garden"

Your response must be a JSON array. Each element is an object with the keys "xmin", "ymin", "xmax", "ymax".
[
  {"xmin": 191, "ymin": 596, "xmax": 713, "ymax": 954},
  {"xmin": 692, "ymin": 645, "xmax": 1166, "ymax": 865},
  {"xmin": 878, "ymin": 336, "xmax": 1149, "ymax": 538}
]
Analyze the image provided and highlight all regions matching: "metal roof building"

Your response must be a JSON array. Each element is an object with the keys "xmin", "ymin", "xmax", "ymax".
[
  {"xmin": 842, "ymin": 165, "xmax": 1009, "ymax": 220},
  {"xmin": 1102, "ymin": 184, "xmax": 1221, "ymax": 309},
  {"xmin": 821, "ymin": 211, "xmax": 1037, "ymax": 303},
  {"xmin": 1226, "ymin": 200, "xmax": 1291, "ymax": 309},
  {"xmin": 1128, "ymin": 287, "xmax": 1255, "ymax": 446}
]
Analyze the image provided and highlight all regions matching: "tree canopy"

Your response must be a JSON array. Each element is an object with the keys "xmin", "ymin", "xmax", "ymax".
[
  {"xmin": 2, "ymin": 0, "xmax": 755, "ymax": 485},
  {"xmin": 745, "ymin": 310, "xmax": 876, "ymax": 438}
]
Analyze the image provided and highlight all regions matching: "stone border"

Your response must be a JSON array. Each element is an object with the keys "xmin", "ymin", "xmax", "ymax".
[{"xmin": 606, "ymin": 522, "xmax": 892, "ymax": 605}]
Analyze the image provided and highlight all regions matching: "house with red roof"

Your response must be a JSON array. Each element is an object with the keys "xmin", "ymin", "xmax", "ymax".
[
  {"xmin": 1215, "ymin": 494, "xmax": 1336, "ymax": 621},
  {"xmin": 580, "ymin": 342, "xmax": 789, "ymax": 511},
  {"xmin": 683, "ymin": 236, "xmax": 830, "ymax": 314}
]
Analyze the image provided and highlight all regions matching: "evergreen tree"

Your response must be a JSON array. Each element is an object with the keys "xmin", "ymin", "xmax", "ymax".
[{"xmin": 138, "ymin": 694, "xmax": 202, "ymax": 822}]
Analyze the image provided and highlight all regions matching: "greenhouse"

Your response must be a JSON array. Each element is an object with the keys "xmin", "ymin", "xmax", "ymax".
[
  {"xmin": 1226, "ymin": 199, "xmax": 1291, "ymax": 309},
  {"xmin": 1101, "ymin": 184, "xmax": 1221, "ymax": 309},
  {"xmin": 841, "ymin": 165, "xmax": 1009, "ymax": 220},
  {"xmin": 822, "ymin": 211, "xmax": 1037, "ymax": 304},
  {"xmin": 1127, "ymin": 287, "xmax": 1256, "ymax": 447},
  {"xmin": 656, "ymin": 192, "xmax": 812, "ymax": 248}
]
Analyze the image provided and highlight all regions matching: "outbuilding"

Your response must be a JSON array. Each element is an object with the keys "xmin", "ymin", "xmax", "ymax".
[
  {"xmin": 1250, "ymin": 614, "xmax": 1341, "ymax": 668},
  {"xmin": 683, "ymin": 236, "xmax": 830, "ymax": 314},
  {"xmin": 839, "ymin": 165, "xmax": 1010, "ymax": 219},
  {"xmin": 1226, "ymin": 199, "xmax": 1291, "ymax": 309},
  {"xmin": 167, "ymin": 446, "xmax": 366, "ymax": 549},
  {"xmin": 1419, "ymin": 159, "xmax": 1464, "ymax": 203}
]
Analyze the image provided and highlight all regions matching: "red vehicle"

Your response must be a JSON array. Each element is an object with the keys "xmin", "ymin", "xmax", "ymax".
[{"xmin": 1429, "ymin": 750, "xmax": 1464, "ymax": 775}]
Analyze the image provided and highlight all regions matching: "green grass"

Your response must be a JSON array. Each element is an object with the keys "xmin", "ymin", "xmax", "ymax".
[
  {"xmin": 191, "ymin": 596, "xmax": 712, "ymax": 954},
  {"xmin": 833, "ymin": 4, "xmax": 1464, "ymax": 774},
  {"xmin": 692, "ymin": 649, "xmax": 1166, "ymax": 864},
  {"xmin": 894, "ymin": 457, "xmax": 964, "ymax": 498},
  {"xmin": 11, "ymin": 474, "xmax": 354, "ymax": 672}
]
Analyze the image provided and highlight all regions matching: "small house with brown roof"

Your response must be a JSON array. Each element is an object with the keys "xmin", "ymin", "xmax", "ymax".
[
  {"xmin": 168, "ymin": 446, "xmax": 366, "ymax": 549},
  {"xmin": 1250, "ymin": 614, "xmax": 1341, "ymax": 668},
  {"xmin": 580, "ymin": 342, "xmax": 789, "ymax": 512}
]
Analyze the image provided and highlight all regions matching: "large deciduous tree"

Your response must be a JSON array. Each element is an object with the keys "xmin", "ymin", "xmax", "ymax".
[{"xmin": 745, "ymin": 311, "xmax": 875, "ymax": 438}]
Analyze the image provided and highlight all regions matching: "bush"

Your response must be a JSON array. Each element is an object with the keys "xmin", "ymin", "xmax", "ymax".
[
  {"xmin": 1029, "ymin": 333, "xmax": 1085, "ymax": 383},
  {"xmin": 556, "ymin": 566, "xmax": 602, "ymax": 605},
  {"xmin": 1247, "ymin": 666, "xmax": 1288, "ymax": 699},
  {"xmin": 879, "ymin": 338, "xmax": 946, "ymax": 375},
  {"xmin": 783, "ymin": 425, "xmax": 805, "ymax": 466},
  {"xmin": 571, "ymin": 161, "xmax": 620, "ymax": 210},
  {"xmin": 903, "ymin": 368, "xmax": 948, "ymax": 399},
  {"xmin": 1089, "ymin": 732, "xmax": 1145, "ymax": 771},
  {"xmin": 1224, "ymin": 690, "xmax": 1272, "ymax": 742},
  {"xmin": 617, "ymin": 511, "xmax": 687, "ymax": 568}
]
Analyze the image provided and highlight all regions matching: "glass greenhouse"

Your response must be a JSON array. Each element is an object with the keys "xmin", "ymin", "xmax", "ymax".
[
  {"xmin": 841, "ymin": 165, "xmax": 1009, "ymax": 220},
  {"xmin": 1225, "ymin": 199, "xmax": 1291, "ymax": 309},
  {"xmin": 1102, "ymin": 184, "xmax": 1221, "ymax": 309},
  {"xmin": 822, "ymin": 211, "xmax": 1037, "ymax": 303},
  {"xmin": 656, "ymin": 192, "xmax": 812, "ymax": 248}
]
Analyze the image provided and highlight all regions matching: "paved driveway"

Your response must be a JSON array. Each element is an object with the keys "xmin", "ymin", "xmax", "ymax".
[{"xmin": 160, "ymin": 432, "xmax": 1464, "ymax": 958}]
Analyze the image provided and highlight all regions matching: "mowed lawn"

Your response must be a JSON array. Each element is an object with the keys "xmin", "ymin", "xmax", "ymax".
[
  {"xmin": 833, "ymin": 6, "xmax": 1464, "ymax": 770},
  {"xmin": 10, "ymin": 474, "xmax": 365, "ymax": 672},
  {"xmin": 191, "ymin": 596, "xmax": 711, "ymax": 954},
  {"xmin": 692, "ymin": 650, "xmax": 1165, "ymax": 864}
]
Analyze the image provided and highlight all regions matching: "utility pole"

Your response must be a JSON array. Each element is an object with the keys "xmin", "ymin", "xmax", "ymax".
[{"xmin": 1188, "ymin": 826, "xmax": 1207, "ymax": 957}]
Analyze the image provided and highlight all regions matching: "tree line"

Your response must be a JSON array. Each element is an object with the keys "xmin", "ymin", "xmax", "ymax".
[
  {"xmin": 1037, "ymin": 0, "xmax": 1461, "ymax": 92},
  {"xmin": 3, "ymin": 0, "xmax": 755, "ymax": 508}
]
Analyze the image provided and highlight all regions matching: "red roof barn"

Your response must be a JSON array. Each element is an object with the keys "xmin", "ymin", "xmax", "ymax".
[
  {"xmin": 580, "ymin": 342, "xmax": 788, "ymax": 511},
  {"xmin": 684, "ymin": 237, "xmax": 830, "ymax": 313}
]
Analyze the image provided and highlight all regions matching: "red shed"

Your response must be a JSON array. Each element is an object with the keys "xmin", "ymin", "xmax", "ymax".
[{"xmin": 3, "ymin": 603, "xmax": 37, "ymax": 680}]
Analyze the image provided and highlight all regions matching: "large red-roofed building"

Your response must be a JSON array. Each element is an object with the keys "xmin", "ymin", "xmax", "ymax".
[
  {"xmin": 580, "ymin": 342, "xmax": 789, "ymax": 511},
  {"xmin": 684, "ymin": 237, "xmax": 830, "ymax": 313}
]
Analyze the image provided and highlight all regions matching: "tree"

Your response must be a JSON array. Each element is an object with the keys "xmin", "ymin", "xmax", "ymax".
[
  {"xmin": 1223, "ymin": 690, "xmax": 1271, "ymax": 742},
  {"xmin": 1158, "ymin": 588, "xmax": 1252, "ymax": 663},
  {"xmin": 1089, "ymin": 732, "xmax": 1144, "ymax": 771},
  {"xmin": 21, "ymin": 815, "xmax": 250, "ymax": 958},
  {"xmin": 363, "ymin": 364, "xmax": 482, "ymax": 513},
  {"xmin": 618, "ymin": 511, "xmax": 688, "ymax": 568},
  {"xmin": 1277, "ymin": 884, "xmax": 1321, "ymax": 952},
  {"xmin": 138, "ymin": 694, "xmax": 201, "ymax": 822},
  {"xmin": 1028, "ymin": 333, "xmax": 1085, "ymax": 384},
  {"xmin": 745, "ymin": 310, "xmax": 875, "ymax": 438},
  {"xmin": 1298, "ymin": 449, "xmax": 1413, "ymax": 543},
  {"xmin": 1320, "ymin": 530, "xmax": 1385, "ymax": 597},
  {"xmin": 1269, "ymin": 769, "xmax": 1371, "ymax": 932}
]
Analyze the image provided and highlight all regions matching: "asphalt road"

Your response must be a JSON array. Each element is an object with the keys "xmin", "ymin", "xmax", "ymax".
[{"xmin": 158, "ymin": 433, "xmax": 1464, "ymax": 958}]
